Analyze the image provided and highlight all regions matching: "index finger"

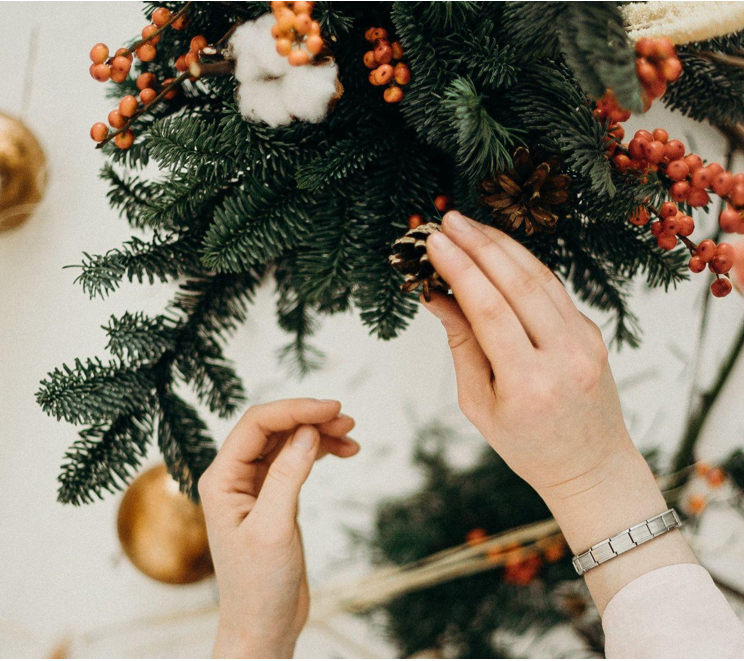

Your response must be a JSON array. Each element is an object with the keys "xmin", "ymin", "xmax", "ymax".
[{"xmin": 219, "ymin": 398, "xmax": 342, "ymax": 465}]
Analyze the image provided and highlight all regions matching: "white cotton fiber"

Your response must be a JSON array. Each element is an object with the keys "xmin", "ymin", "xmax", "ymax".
[
  {"xmin": 281, "ymin": 62, "xmax": 339, "ymax": 123},
  {"xmin": 230, "ymin": 13, "xmax": 339, "ymax": 127}
]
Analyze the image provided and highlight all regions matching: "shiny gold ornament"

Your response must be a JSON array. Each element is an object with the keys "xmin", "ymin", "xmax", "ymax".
[
  {"xmin": 117, "ymin": 464, "xmax": 214, "ymax": 585},
  {"xmin": 0, "ymin": 111, "xmax": 47, "ymax": 231}
]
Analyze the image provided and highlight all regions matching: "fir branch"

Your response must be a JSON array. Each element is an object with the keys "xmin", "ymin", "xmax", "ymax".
[
  {"xmin": 57, "ymin": 409, "xmax": 153, "ymax": 506},
  {"xmin": 175, "ymin": 334, "xmax": 246, "ymax": 416},
  {"xmin": 36, "ymin": 358, "xmax": 155, "ymax": 425},
  {"xmin": 156, "ymin": 378, "xmax": 216, "ymax": 501},
  {"xmin": 441, "ymin": 77, "xmax": 520, "ymax": 180},
  {"xmin": 100, "ymin": 163, "xmax": 162, "ymax": 230},
  {"xmin": 275, "ymin": 271, "xmax": 324, "ymax": 377},
  {"xmin": 71, "ymin": 233, "xmax": 202, "ymax": 299},
  {"xmin": 295, "ymin": 137, "xmax": 384, "ymax": 191},
  {"xmin": 104, "ymin": 312, "xmax": 175, "ymax": 363},
  {"xmin": 201, "ymin": 188, "xmax": 312, "ymax": 272}
]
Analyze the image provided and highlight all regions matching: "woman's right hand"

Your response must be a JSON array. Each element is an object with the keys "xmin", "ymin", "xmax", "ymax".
[
  {"xmin": 423, "ymin": 210, "xmax": 631, "ymax": 496},
  {"xmin": 424, "ymin": 211, "xmax": 697, "ymax": 612}
]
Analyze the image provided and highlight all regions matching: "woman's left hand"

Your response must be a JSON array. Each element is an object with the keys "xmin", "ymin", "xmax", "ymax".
[{"xmin": 200, "ymin": 398, "xmax": 359, "ymax": 659}]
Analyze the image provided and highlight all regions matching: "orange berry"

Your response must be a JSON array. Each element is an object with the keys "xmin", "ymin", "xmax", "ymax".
[
  {"xmin": 141, "ymin": 24, "xmax": 161, "ymax": 46},
  {"xmin": 670, "ymin": 180, "xmax": 691, "ymax": 202},
  {"xmin": 306, "ymin": 35, "xmax": 324, "ymax": 56},
  {"xmin": 613, "ymin": 154, "xmax": 631, "ymax": 172},
  {"xmin": 434, "ymin": 195, "xmax": 451, "ymax": 213},
  {"xmin": 171, "ymin": 13, "xmax": 188, "ymax": 30},
  {"xmin": 108, "ymin": 109, "xmax": 126, "ymax": 129},
  {"xmin": 294, "ymin": 1, "xmax": 313, "ymax": 14},
  {"xmin": 175, "ymin": 54, "xmax": 188, "ymax": 72},
  {"xmin": 276, "ymin": 38, "xmax": 293, "ymax": 57},
  {"xmin": 655, "ymin": 37, "xmax": 676, "ymax": 60},
  {"xmin": 90, "ymin": 122, "xmax": 108, "ymax": 142},
  {"xmin": 688, "ymin": 494, "xmax": 707, "ymax": 515},
  {"xmin": 687, "ymin": 187, "xmax": 710, "ymax": 208},
  {"xmin": 288, "ymin": 49, "xmax": 310, "ymax": 66},
  {"xmin": 140, "ymin": 87, "xmax": 157, "ymax": 104},
  {"xmin": 363, "ymin": 51, "xmax": 377, "ymax": 68},
  {"xmin": 543, "ymin": 543, "xmax": 565, "ymax": 563},
  {"xmin": 391, "ymin": 41, "xmax": 404, "ymax": 59},
  {"xmin": 394, "ymin": 62, "xmax": 411, "ymax": 85},
  {"xmin": 136, "ymin": 72, "xmax": 157, "ymax": 90},
  {"xmin": 691, "ymin": 168, "xmax": 711, "ymax": 189},
  {"xmin": 662, "ymin": 57, "xmax": 683, "ymax": 82},
  {"xmin": 465, "ymin": 528, "xmax": 488, "ymax": 546},
  {"xmin": 184, "ymin": 51, "xmax": 198, "ymax": 67},
  {"xmin": 652, "ymin": 128, "xmax": 669, "ymax": 144},
  {"xmin": 408, "ymin": 213, "xmax": 423, "ymax": 229},
  {"xmin": 636, "ymin": 58, "xmax": 658, "ymax": 86},
  {"xmin": 151, "ymin": 7, "xmax": 171, "ymax": 27},
  {"xmin": 707, "ymin": 467, "xmax": 726, "ymax": 488},
  {"xmin": 684, "ymin": 153, "xmax": 704, "ymax": 172},
  {"xmin": 89, "ymin": 43, "xmax": 109, "ymax": 64},
  {"xmin": 295, "ymin": 13, "xmax": 312, "ymax": 35},
  {"xmin": 711, "ymin": 277, "xmax": 733, "ymax": 297},
  {"xmin": 371, "ymin": 28, "xmax": 388, "ymax": 41},
  {"xmin": 135, "ymin": 43, "xmax": 157, "ymax": 62},
  {"xmin": 275, "ymin": 9, "xmax": 295, "ymax": 32},
  {"xmin": 678, "ymin": 214, "xmax": 694, "ymax": 237},
  {"xmin": 114, "ymin": 129, "xmax": 135, "ymax": 150},
  {"xmin": 118, "ymin": 95, "xmax": 139, "ymax": 118},
  {"xmin": 115, "ymin": 47, "xmax": 133, "ymax": 62},
  {"xmin": 110, "ymin": 68, "xmax": 128, "ymax": 84},
  {"xmin": 364, "ymin": 27, "xmax": 377, "ymax": 42},
  {"xmin": 666, "ymin": 159, "xmax": 689, "ymax": 182},
  {"xmin": 660, "ymin": 201, "xmax": 677, "ymax": 218},
  {"xmin": 635, "ymin": 37, "xmax": 656, "ymax": 58},
  {"xmin": 309, "ymin": 20, "xmax": 321, "ymax": 35},
  {"xmin": 629, "ymin": 207, "xmax": 650, "ymax": 226},
  {"xmin": 161, "ymin": 78, "xmax": 178, "ymax": 100},
  {"xmin": 111, "ymin": 55, "xmax": 132, "ymax": 75},
  {"xmin": 689, "ymin": 255, "xmax": 706, "ymax": 273},
  {"xmin": 657, "ymin": 232, "xmax": 677, "ymax": 251},
  {"xmin": 720, "ymin": 206, "xmax": 741, "ymax": 233},
  {"xmin": 696, "ymin": 240, "xmax": 717, "ymax": 262},
  {"xmin": 664, "ymin": 139, "xmax": 685, "ymax": 161},
  {"xmin": 374, "ymin": 64, "xmax": 394, "ymax": 85},
  {"xmin": 90, "ymin": 63, "xmax": 111, "ymax": 82},
  {"xmin": 383, "ymin": 86, "xmax": 404, "ymax": 103},
  {"xmin": 190, "ymin": 35, "xmax": 208, "ymax": 52},
  {"xmin": 374, "ymin": 42, "xmax": 393, "ymax": 65},
  {"xmin": 696, "ymin": 462, "xmax": 712, "ymax": 477}
]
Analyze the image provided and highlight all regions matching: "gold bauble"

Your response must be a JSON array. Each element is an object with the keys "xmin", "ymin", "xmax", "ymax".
[
  {"xmin": 117, "ymin": 464, "xmax": 214, "ymax": 585},
  {"xmin": 0, "ymin": 112, "xmax": 46, "ymax": 231}
]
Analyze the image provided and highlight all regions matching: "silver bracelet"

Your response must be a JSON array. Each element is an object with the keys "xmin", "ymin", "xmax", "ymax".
[{"xmin": 572, "ymin": 508, "xmax": 682, "ymax": 576}]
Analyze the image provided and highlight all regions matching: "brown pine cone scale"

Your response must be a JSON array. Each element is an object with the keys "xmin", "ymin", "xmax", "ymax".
[{"xmin": 388, "ymin": 222, "xmax": 449, "ymax": 302}]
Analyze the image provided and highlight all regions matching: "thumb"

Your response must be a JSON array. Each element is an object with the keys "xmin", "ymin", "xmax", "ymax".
[{"xmin": 249, "ymin": 425, "xmax": 320, "ymax": 533}]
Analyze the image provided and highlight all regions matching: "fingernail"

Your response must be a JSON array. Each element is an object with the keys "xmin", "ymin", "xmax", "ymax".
[
  {"xmin": 292, "ymin": 426, "xmax": 317, "ymax": 451},
  {"xmin": 320, "ymin": 399, "xmax": 339, "ymax": 405},
  {"xmin": 429, "ymin": 231, "xmax": 456, "ymax": 252},
  {"xmin": 444, "ymin": 211, "xmax": 470, "ymax": 232}
]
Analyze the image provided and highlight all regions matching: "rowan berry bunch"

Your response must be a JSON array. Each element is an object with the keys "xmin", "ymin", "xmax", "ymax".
[
  {"xmin": 88, "ymin": 4, "xmax": 193, "ymax": 150},
  {"xmin": 597, "ymin": 36, "xmax": 682, "ymax": 123},
  {"xmin": 270, "ymin": 1, "xmax": 323, "ymax": 67},
  {"xmin": 363, "ymin": 27, "xmax": 411, "ymax": 104},
  {"xmin": 407, "ymin": 194, "xmax": 452, "ymax": 229}
]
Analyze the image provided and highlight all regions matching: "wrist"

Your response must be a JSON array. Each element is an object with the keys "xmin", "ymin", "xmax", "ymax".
[
  {"xmin": 537, "ymin": 436, "xmax": 697, "ymax": 613},
  {"xmin": 213, "ymin": 622, "xmax": 297, "ymax": 659}
]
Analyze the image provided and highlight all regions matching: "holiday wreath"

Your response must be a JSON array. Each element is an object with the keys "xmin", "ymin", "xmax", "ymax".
[{"xmin": 37, "ymin": 1, "xmax": 744, "ymax": 504}]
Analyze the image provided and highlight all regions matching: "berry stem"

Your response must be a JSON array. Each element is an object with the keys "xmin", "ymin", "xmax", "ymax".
[
  {"xmin": 677, "ymin": 234, "xmax": 697, "ymax": 253},
  {"xmin": 188, "ymin": 59, "xmax": 234, "ymax": 79},
  {"xmin": 699, "ymin": 51, "xmax": 744, "ymax": 70},
  {"xmin": 118, "ymin": 1, "xmax": 193, "ymax": 58},
  {"xmin": 97, "ymin": 71, "xmax": 190, "ymax": 149}
]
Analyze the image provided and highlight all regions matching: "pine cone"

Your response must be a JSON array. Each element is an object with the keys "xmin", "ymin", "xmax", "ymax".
[
  {"xmin": 389, "ymin": 222, "xmax": 449, "ymax": 302},
  {"xmin": 478, "ymin": 147, "xmax": 570, "ymax": 235}
]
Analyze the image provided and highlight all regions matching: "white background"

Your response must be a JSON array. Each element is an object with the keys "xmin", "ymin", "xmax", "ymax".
[{"xmin": 2, "ymin": 2, "xmax": 744, "ymax": 657}]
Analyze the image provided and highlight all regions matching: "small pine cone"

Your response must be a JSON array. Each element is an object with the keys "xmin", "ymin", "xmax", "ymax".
[
  {"xmin": 479, "ymin": 147, "xmax": 571, "ymax": 235},
  {"xmin": 389, "ymin": 222, "xmax": 449, "ymax": 301}
]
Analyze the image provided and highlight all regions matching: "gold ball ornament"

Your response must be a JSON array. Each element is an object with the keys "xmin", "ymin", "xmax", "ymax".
[
  {"xmin": 117, "ymin": 464, "xmax": 214, "ymax": 585},
  {"xmin": 0, "ymin": 111, "xmax": 47, "ymax": 231}
]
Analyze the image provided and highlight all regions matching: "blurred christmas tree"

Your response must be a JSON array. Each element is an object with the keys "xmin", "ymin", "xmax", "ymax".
[{"xmin": 37, "ymin": 1, "xmax": 744, "ymax": 503}]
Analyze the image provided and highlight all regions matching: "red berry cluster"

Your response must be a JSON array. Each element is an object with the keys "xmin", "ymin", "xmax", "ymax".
[
  {"xmin": 635, "ymin": 37, "xmax": 682, "ymax": 109},
  {"xmin": 688, "ymin": 240, "xmax": 735, "ymax": 297},
  {"xmin": 363, "ymin": 28, "xmax": 410, "ymax": 104},
  {"xmin": 271, "ymin": 1, "xmax": 323, "ymax": 67},
  {"xmin": 175, "ymin": 34, "xmax": 208, "ymax": 73},
  {"xmin": 597, "ymin": 37, "xmax": 682, "ymax": 121},
  {"xmin": 407, "ymin": 195, "xmax": 452, "ymax": 229},
  {"xmin": 88, "ymin": 5, "xmax": 188, "ymax": 84},
  {"xmin": 88, "ymin": 5, "xmax": 191, "ymax": 149}
]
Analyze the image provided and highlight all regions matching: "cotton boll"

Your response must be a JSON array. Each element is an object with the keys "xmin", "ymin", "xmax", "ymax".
[
  {"xmin": 237, "ymin": 79, "xmax": 293, "ymax": 127},
  {"xmin": 250, "ymin": 14, "xmax": 292, "ymax": 79},
  {"xmin": 281, "ymin": 62, "xmax": 339, "ymax": 123},
  {"xmin": 230, "ymin": 15, "xmax": 290, "ymax": 82}
]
